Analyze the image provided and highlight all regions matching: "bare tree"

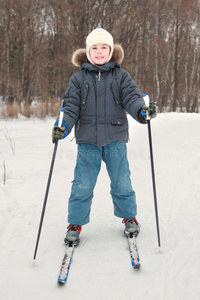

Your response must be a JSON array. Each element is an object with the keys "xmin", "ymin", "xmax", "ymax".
[{"xmin": 0, "ymin": 0, "xmax": 200, "ymax": 113}]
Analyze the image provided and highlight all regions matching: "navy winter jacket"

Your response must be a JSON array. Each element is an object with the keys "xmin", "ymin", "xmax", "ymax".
[{"xmin": 61, "ymin": 44, "xmax": 145, "ymax": 147}]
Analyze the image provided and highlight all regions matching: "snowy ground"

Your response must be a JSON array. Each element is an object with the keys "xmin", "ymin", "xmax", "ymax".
[{"xmin": 0, "ymin": 113, "xmax": 200, "ymax": 300}]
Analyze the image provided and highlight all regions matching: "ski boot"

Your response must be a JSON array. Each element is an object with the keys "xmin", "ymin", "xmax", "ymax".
[
  {"xmin": 123, "ymin": 218, "xmax": 140, "ymax": 237},
  {"xmin": 64, "ymin": 224, "xmax": 82, "ymax": 246}
]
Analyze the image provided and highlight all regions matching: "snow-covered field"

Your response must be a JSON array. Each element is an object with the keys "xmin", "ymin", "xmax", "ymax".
[{"xmin": 0, "ymin": 113, "xmax": 200, "ymax": 300}]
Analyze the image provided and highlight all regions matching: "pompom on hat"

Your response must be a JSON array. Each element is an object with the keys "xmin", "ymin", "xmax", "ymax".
[{"xmin": 86, "ymin": 28, "xmax": 114, "ymax": 64}]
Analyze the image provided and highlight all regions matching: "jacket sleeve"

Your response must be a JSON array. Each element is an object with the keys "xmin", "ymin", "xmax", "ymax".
[
  {"xmin": 120, "ymin": 70, "xmax": 145, "ymax": 123},
  {"xmin": 59, "ymin": 74, "xmax": 81, "ymax": 133}
]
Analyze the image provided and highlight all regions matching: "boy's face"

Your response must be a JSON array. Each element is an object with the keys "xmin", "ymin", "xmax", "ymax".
[{"xmin": 89, "ymin": 43, "xmax": 110, "ymax": 65}]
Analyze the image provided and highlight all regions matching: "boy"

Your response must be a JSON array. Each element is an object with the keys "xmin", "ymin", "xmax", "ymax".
[{"xmin": 52, "ymin": 28, "xmax": 157, "ymax": 245}]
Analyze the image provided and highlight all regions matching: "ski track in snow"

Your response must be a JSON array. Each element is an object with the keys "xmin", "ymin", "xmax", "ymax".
[{"xmin": 0, "ymin": 113, "xmax": 200, "ymax": 300}]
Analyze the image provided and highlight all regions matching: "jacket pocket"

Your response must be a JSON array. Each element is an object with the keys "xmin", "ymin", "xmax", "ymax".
[
  {"xmin": 75, "ymin": 116, "xmax": 96, "ymax": 143},
  {"xmin": 111, "ymin": 80, "xmax": 121, "ymax": 105},
  {"xmin": 108, "ymin": 116, "xmax": 128, "ymax": 140}
]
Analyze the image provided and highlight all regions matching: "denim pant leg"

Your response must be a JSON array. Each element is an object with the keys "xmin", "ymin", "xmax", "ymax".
[
  {"xmin": 103, "ymin": 141, "xmax": 137, "ymax": 218},
  {"xmin": 68, "ymin": 143, "xmax": 102, "ymax": 225}
]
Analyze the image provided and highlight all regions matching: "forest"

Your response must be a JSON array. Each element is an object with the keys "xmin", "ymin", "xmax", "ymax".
[{"xmin": 0, "ymin": 0, "xmax": 200, "ymax": 117}]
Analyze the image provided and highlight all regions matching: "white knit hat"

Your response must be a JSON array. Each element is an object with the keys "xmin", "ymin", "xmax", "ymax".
[{"xmin": 86, "ymin": 28, "xmax": 114, "ymax": 64}]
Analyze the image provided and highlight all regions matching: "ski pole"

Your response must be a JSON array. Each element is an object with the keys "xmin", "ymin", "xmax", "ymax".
[
  {"xmin": 33, "ymin": 103, "xmax": 64, "ymax": 260},
  {"xmin": 143, "ymin": 94, "xmax": 161, "ymax": 247}
]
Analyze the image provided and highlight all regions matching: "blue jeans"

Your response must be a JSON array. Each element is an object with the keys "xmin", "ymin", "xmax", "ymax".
[{"xmin": 68, "ymin": 142, "xmax": 137, "ymax": 225}]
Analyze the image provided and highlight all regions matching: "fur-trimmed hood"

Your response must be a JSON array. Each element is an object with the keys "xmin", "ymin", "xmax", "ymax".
[{"xmin": 72, "ymin": 44, "xmax": 124, "ymax": 67}]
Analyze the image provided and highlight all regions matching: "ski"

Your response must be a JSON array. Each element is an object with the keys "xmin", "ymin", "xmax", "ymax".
[
  {"xmin": 127, "ymin": 233, "xmax": 141, "ymax": 269},
  {"xmin": 57, "ymin": 233, "xmax": 140, "ymax": 284},
  {"xmin": 57, "ymin": 243, "xmax": 75, "ymax": 285}
]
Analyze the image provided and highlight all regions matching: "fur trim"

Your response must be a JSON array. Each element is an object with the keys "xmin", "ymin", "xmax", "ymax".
[
  {"xmin": 72, "ymin": 48, "xmax": 88, "ymax": 67},
  {"xmin": 72, "ymin": 44, "xmax": 124, "ymax": 67},
  {"xmin": 112, "ymin": 44, "xmax": 124, "ymax": 65}
]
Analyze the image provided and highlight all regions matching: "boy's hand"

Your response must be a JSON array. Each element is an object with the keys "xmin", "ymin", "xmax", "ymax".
[
  {"xmin": 52, "ymin": 124, "xmax": 67, "ymax": 143},
  {"xmin": 139, "ymin": 102, "xmax": 157, "ymax": 123},
  {"xmin": 142, "ymin": 102, "xmax": 157, "ymax": 118}
]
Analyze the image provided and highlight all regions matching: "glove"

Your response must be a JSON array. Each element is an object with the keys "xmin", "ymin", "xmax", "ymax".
[
  {"xmin": 52, "ymin": 123, "xmax": 68, "ymax": 143},
  {"xmin": 139, "ymin": 102, "xmax": 157, "ymax": 123}
]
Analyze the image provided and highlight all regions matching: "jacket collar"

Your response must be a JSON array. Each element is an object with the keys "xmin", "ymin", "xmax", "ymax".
[{"xmin": 80, "ymin": 61, "xmax": 119, "ymax": 72}]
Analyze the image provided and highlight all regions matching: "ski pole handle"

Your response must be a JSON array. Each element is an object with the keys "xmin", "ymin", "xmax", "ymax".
[
  {"xmin": 58, "ymin": 100, "xmax": 64, "ymax": 128},
  {"xmin": 143, "ymin": 93, "xmax": 150, "ymax": 120}
]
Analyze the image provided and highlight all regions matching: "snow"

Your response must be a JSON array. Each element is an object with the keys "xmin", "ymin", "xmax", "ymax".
[{"xmin": 0, "ymin": 113, "xmax": 200, "ymax": 300}]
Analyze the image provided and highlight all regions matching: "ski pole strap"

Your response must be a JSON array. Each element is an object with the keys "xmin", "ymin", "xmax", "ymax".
[{"xmin": 140, "ymin": 110, "xmax": 146, "ymax": 116}]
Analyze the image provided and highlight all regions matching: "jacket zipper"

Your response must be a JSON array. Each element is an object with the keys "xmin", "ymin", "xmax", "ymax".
[
  {"xmin": 98, "ymin": 70, "xmax": 101, "ymax": 81},
  {"xmin": 95, "ymin": 70, "xmax": 101, "ymax": 145}
]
